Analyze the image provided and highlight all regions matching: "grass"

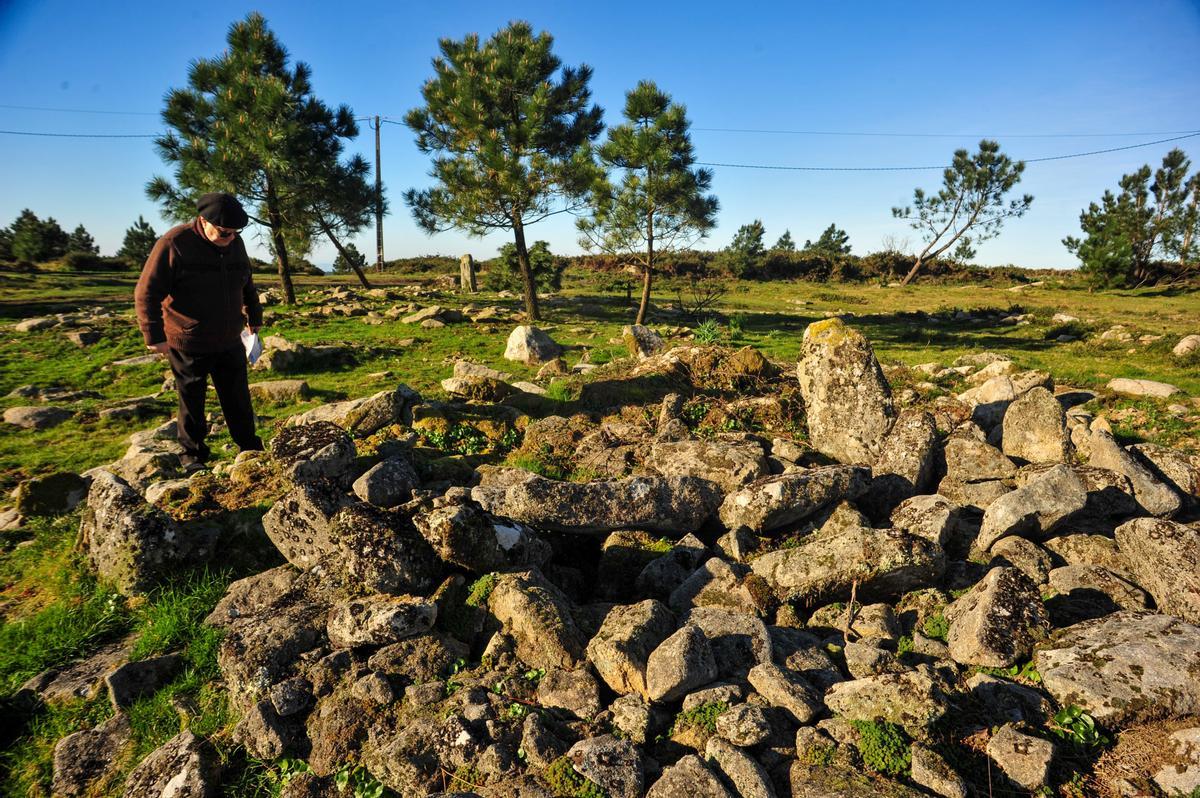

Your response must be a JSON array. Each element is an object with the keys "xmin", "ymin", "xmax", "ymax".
[{"xmin": 0, "ymin": 511, "xmax": 240, "ymax": 797}]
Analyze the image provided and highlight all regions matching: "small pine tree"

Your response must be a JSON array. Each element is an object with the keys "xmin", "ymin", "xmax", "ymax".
[
  {"xmin": 772, "ymin": 230, "xmax": 795, "ymax": 251},
  {"xmin": 485, "ymin": 241, "xmax": 566, "ymax": 294},
  {"xmin": 719, "ymin": 220, "xmax": 766, "ymax": 276},
  {"xmin": 332, "ymin": 242, "xmax": 367, "ymax": 274},
  {"xmin": 0, "ymin": 226, "xmax": 12, "ymax": 261},
  {"xmin": 67, "ymin": 224, "xmax": 99, "ymax": 254},
  {"xmin": 10, "ymin": 210, "xmax": 68, "ymax": 262},
  {"xmin": 805, "ymin": 223, "xmax": 852, "ymax": 255},
  {"xmin": 118, "ymin": 216, "xmax": 158, "ymax": 265}
]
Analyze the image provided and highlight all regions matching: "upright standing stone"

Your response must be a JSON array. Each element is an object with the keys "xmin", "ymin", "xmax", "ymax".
[
  {"xmin": 797, "ymin": 318, "xmax": 895, "ymax": 464},
  {"xmin": 459, "ymin": 254, "xmax": 477, "ymax": 293}
]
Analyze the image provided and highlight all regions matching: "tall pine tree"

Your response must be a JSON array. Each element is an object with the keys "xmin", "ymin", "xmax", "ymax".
[
  {"xmin": 405, "ymin": 21, "xmax": 604, "ymax": 321},
  {"xmin": 119, "ymin": 216, "xmax": 158, "ymax": 266},
  {"xmin": 67, "ymin": 224, "xmax": 99, "ymax": 254},
  {"xmin": 147, "ymin": 13, "xmax": 365, "ymax": 304},
  {"xmin": 578, "ymin": 81, "xmax": 717, "ymax": 324}
]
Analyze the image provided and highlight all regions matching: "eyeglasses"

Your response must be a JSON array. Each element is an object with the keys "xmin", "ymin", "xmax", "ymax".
[{"xmin": 212, "ymin": 225, "xmax": 241, "ymax": 237}]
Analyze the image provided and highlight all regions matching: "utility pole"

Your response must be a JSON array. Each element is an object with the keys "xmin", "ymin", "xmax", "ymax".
[{"xmin": 373, "ymin": 115, "xmax": 384, "ymax": 273}]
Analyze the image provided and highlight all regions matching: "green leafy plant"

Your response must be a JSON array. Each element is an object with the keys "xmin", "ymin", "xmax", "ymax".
[
  {"xmin": 849, "ymin": 719, "xmax": 911, "ymax": 776},
  {"xmin": 977, "ymin": 660, "xmax": 1042, "ymax": 685},
  {"xmin": 333, "ymin": 764, "xmax": 390, "ymax": 798},
  {"xmin": 693, "ymin": 318, "xmax": 722, "ymax": 344},
  {"xmin": 1048, "ymin": 705, "xmax": 1109, "ymax": 748}
]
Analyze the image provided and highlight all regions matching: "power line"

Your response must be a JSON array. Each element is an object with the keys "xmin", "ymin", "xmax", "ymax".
[
  {"xmin": 694, "ymin": 126, "xmax": 1200, "ymax": 139},
  {"xmin": 2, "ymin": 127, "xmax": 1198, "ymax": 171},
  {"xmin": 696, "ymin": 130, "xmax": 1200, "ymax": 172},
  {"xmin": 0, "ymin": 102, "xmax": 159, "ymax": 116},
  {"xmin": 0, "ymin": 129, "xmax": 157, "ymax": 138}
]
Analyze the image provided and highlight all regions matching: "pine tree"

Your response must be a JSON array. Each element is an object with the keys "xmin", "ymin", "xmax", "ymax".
[
  {"xmin": 893, "ymin": 140, "xmax": 1032, "ymax": 284},
  {"xmin": 147, "ymin": 13, "xmax": 365, "ymax": 304},
  {"xmin": 804, "ymin": 224, "xmax": 851, "ymax": 255},
  {"xmin": 10, "ymin": 210, "xmax": 68, "ymax": 262},
  {"xmin": 485, "ymin": 240, "xmax": 566, "ymax": 294},
  {"xmin": 719, "ymin": 220, "xmax": 766, "ymax": 277},
  {"xmin": 772, "ymin": 230, "xmax": 795, "ymax": 251},
  {"xmin": 67, "ymin": 224, "xmax": 99, "ymax": 254},
  {"xmin": 118, "ymin": 216, "xmax": 158, "ymax": 265},
  {"xmin": 1064, "ymin": 149, "xmax": 1199, "ymax": 285},
  {"xmin": 404, "ymin": 21, "xmax": 604, "ymax": 321},
  {"xmin": 578, "ymin": 81, "xmax": 717, "ymax": 324}
]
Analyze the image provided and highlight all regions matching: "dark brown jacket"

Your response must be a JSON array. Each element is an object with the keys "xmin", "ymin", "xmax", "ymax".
[{"xmin": 134, "ymin": 219, "xmax": 263, "ymax": 353}]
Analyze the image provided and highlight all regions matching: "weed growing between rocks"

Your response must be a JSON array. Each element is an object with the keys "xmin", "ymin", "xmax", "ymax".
[
  {"xmin": 0, "ymin": 697, "xmax": 114, "ymax": 798},
  {"xmin": 669, "ymin": 700, "xmax": 727, "ymax": 736},
  {"xmin": 849, "ymin": 719, "xmax": 912, "ymax": 776},
  {"xmin": 542, "ymin": 756, "xmax": 606, "ymax": 798}
]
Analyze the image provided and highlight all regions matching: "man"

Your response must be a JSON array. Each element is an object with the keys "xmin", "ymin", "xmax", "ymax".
[{"xmin": 135, "ymin": 192, "xmax": 264, "ymax": 469}]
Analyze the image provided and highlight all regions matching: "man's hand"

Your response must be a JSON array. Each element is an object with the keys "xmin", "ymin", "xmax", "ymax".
[{"xmin": 147, "ymin": 341, "xmax": 169, "ymax": 355}]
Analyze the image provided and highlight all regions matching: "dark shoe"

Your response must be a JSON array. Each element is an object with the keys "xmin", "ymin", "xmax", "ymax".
[{"xmin": 179, "ymin": 454, "xmax": 209, "ymax": 473}]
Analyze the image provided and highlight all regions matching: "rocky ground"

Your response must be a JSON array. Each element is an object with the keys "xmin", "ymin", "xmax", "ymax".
[{"xmin": 6, "ymin": 315, "xmax": 1200, "ymax": 798}]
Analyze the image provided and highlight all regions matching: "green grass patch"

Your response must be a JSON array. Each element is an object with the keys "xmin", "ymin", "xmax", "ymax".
[
  {"xmin": 0, "ymin": 515, "xmax": 132, "ymax": 694},
  {"xmin": 0, "ymin": 697, "xmax": 115, "ymax": 798}
]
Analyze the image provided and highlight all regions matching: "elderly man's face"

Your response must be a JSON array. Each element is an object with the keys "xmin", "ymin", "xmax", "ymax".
[{"xmin": 199, "ymin": 217, "xmax": 241, "ymax": 245}]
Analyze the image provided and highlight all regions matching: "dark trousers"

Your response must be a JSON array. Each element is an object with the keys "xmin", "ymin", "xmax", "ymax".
[{"xmin": 166, "ymin": 345, "xmax": 263, "ymax": 462}]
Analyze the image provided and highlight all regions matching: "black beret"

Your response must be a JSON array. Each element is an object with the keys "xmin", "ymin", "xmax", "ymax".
[{"xmin": 197, "ymin": 192, "xmax": 248, "ymax": 229}]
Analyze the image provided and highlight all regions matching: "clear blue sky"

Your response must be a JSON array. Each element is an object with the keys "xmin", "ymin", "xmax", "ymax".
[{"xmin": 2, "ymin": 0, "xmax": 1199, "ymax": 269}]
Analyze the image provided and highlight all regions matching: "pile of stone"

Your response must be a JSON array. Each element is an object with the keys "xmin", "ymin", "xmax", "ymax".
[{"xmin": 39, "ymin": 317, "xmax": 1200, "ymax": 797}]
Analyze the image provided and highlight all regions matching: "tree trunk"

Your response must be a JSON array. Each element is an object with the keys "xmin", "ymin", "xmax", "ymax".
[
  {"xmin": 319, "ymin": 222, "xmax": 371, "ymax": 289},
  {"xmin": 899, "ymin": 255, "xmax": 925, "ymax": 286},
  {"xmin": 264, "ymin": 176, "xmax": 296, "ymax": 304},
  {"xmin": 512, "ymin": 219, "xmax": 540, "ymax": 322},
  {"xmin": 636, "ymin": 210, "xmax": 654, "ymax": 325}
]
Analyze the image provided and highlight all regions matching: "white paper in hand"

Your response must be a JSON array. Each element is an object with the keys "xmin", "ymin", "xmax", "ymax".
[{"xmin": 241, "ymin": 329, "xmax": 263, "ymax": 365}]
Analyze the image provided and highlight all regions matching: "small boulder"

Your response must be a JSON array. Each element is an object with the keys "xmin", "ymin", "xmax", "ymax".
[
  {"xmin": 823, "ymin": 665, "xmax": 948, "ymax": 739},
  {"xmin": 718, "ymin": 465, "xmax": 871, "ymax": 534},
  {"xmin": 52, "ymin": 714, "xmax": 132, "ymax": 798},
  {"xmin": 646, "ymin": 754, "xmax": 734, "ymax": 798},
  {"xmin": 3, "ymin": 405, "xmax": 72, "ymax": 430},
  {"xmin": 503, "ymin": 325, "xmax": 563, "ymax": 364},
  {"xmin": 945, "ymin": 567, "xmax": 1049, "ymax": 668},
  {"xmin": 473, "ymin": 473, "xmax": 720, "ymax": 534},
  {"xmin": 80, "ymin": 471, "xmax": 217, "ymax": 595},
  {"xmin": 1114, "ymin": 517, "xmax": 1200, "ymax": 623},
  {"xmin": 326, "ymin": 596, "xmax": 436, "ymax": 649},
  {"xmin": 587, "ymin": 600, "xmax": 677, "ymax": 698},
  {"xmin": 646, "ymin": 625, "xmax": 718, "ymax": 703},
  {"xmin": 488, "ymin": 569, "xmax": 587, "ymax": 670},
  {"xmin": 796, "ymin": 318, "xmax": 896, "ymax": 464},
  {"xmin": 351, "ymin": 456, "xmax": 419, "ymax": 508},
  {"xmin": 121, "ymin": 730, "xmax": 220, "ymax": 798},
  {"xmin": 270, "ymin": 422, "xmax": 357, "ymax": 484},
  {"xmin": 986, "ymin": 724, "xmax": 1054, "ymax": 791},
  {"xmin": 1106, "ymin": 378, "xmax": 1181, "ymax": 398},
  {"xmin": 975, "ymin": 464, "xmax": 1086, "ymax": 551},
  {"xmin": 1001, "ymin": 386, "xmax": 1072, "ymax": 463},
  {"xmin": 566, "ymin": 734, "xmax": 644, "ymax": 798},
  {"xmin": 1036, "ymin": 611, "xmax": 1200, "ymax": 726},
  {"xmin": 1087, "ymin": 430, "xmax": 1182, "ymax": 517}
]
